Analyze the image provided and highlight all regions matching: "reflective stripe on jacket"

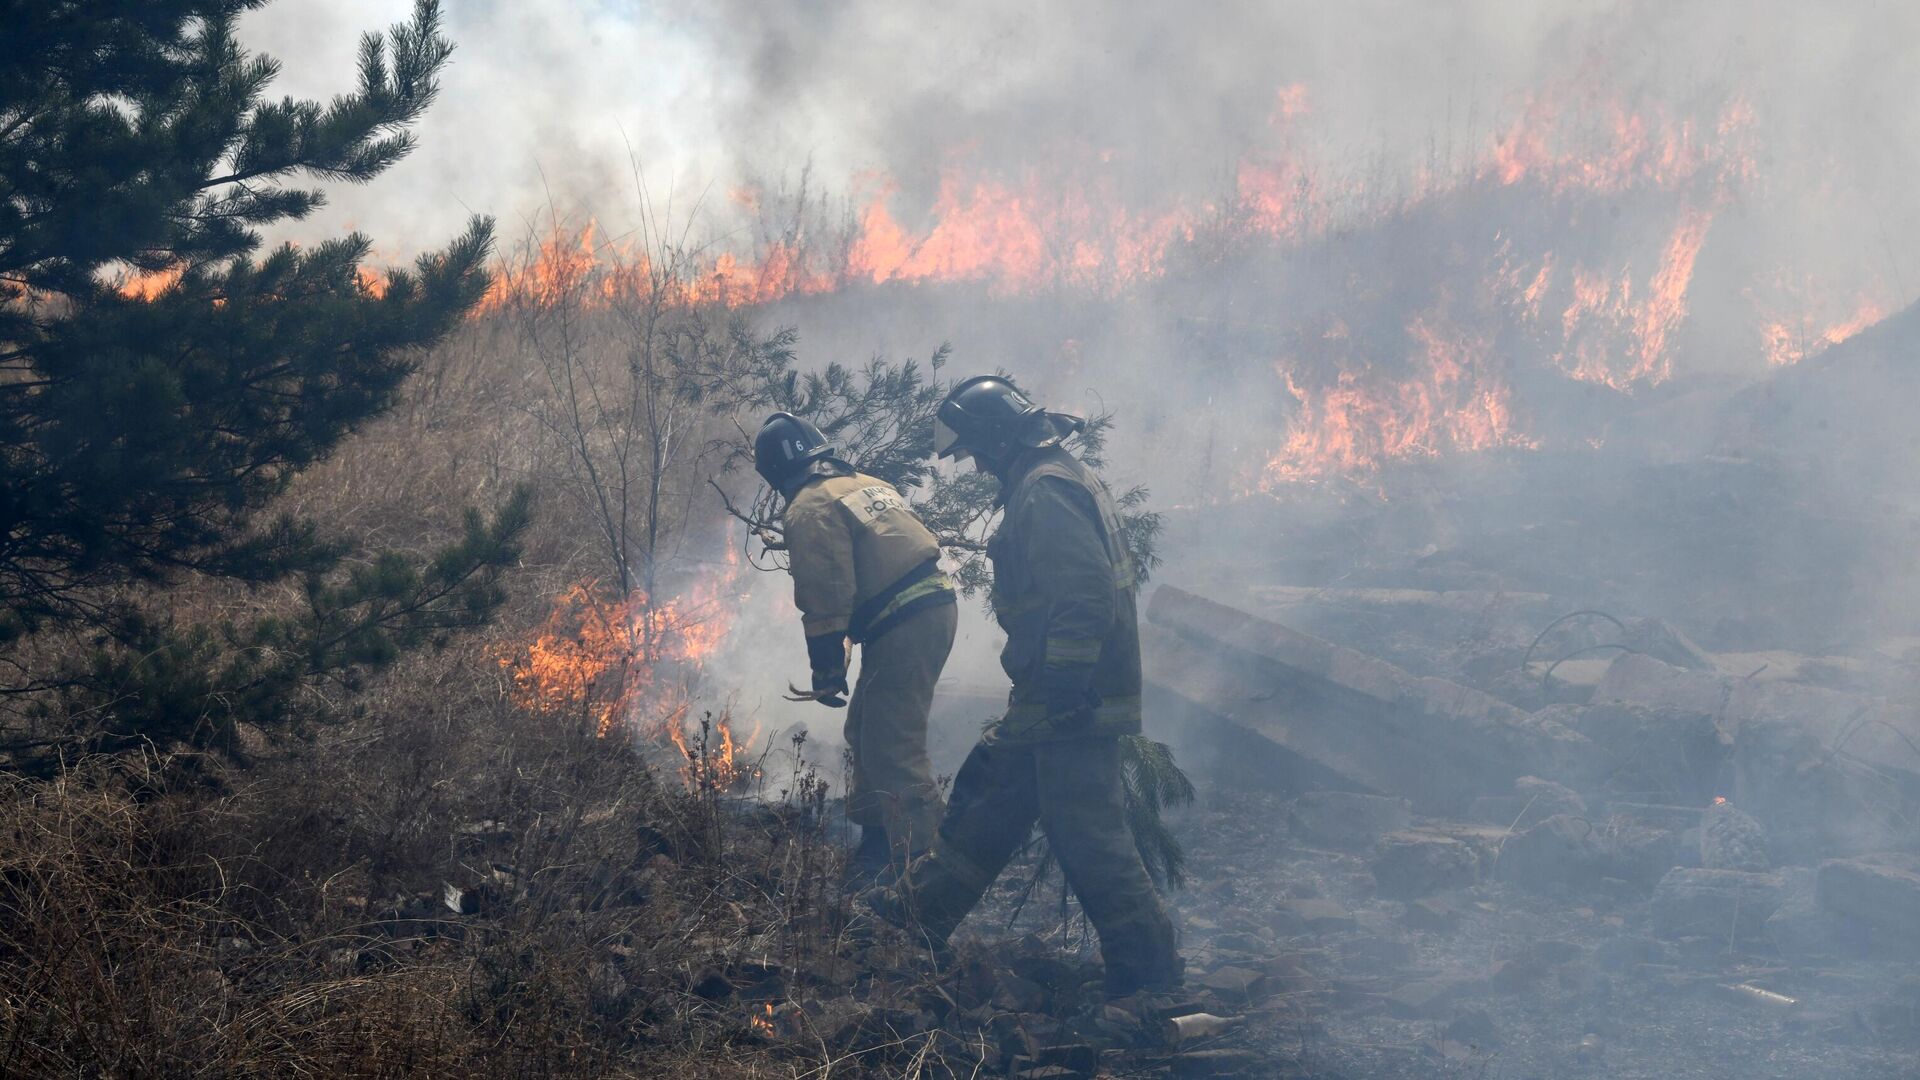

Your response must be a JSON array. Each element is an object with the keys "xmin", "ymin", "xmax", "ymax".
[
  {"xmin": 986, "ymin": 446, "xmax": 1144, "ymax": 742},
  {"xmin": 783, "ymin": 471, "xmax": 955, "ymax": 642}
]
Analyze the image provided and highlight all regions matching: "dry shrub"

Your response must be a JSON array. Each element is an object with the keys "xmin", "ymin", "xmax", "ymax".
[{"xmin": 0, "ymin": 671, "xmax": 853, "ymax": 1077}]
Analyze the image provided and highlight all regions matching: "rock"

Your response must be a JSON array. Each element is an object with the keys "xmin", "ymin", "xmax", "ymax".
[
  {"xmin": 1861, "ymin": 977, "xmax": 1920, "ymax": 1046},
  {"xmin": 991, "ymin": 970, "xmax": 1051, "ymax": 1013},
  {"xmin": 1288, "ymin": 791, "xmax": 1411, "ymax": 849},
  {"xmin": 1269, "ymin": 898, "xmax": 1356, "ymax": 935},
  {"xmin": 1514, "ymin": 776, "xmax": 1586, "ymax": 818},
  {"xmin": 1402, "ymin": 897, "xmax": 1460, "ymax": 931},
  {"xmin": 1209, "ymin": 931, "xmax": 1270, "ymax": 953},
  {"xmin": 1033, "ymin": 1043, "xmax": 1098, "ymax": 1074},
  {"xmin": 1444, "ymin": 1008, "xmax": 1502, "ymax": 1048},
  {"xmin": 1371, "ymin": 831, "xmax": 1477, "ymax": 899},
  {"xmin": 1603, "ymin": 819, "xmax": 1693, "ymax": 887},
  {"xmin": 1816, "ymin": 852, "xmax": 1920, "ymax": 952},
  {"xmin": 988, "ymin": 1012, "xmax": 1059, "ymax": 1062},
  {"xmin": 689, "ymin": 966, "xmax": 734, "ymax": 1001},
  {"xmin": 1487, "ymin": 956, "xmax": 1547, "ymax": 993},
  {"xmin": 1650, "ymin": 868, "xmax": 1782, "ymax": 942},
  {"xmin": 1493, "ymin": 814, "xmax": 1608, "ymax": 894},
  {"xmin": 1574, "ymin": 1032, "xmax": 1605, "ymax": 1064},
  {"xmin": 1259, "ymin": 953, "xmax": 1318, "ymax": 995},
  {"xmin": 1594, "ymin": 935, "xmax": 1668, "ymax": 972},
  {"xmin": 1338, "ymin": 936, "xmax": 1415, "ymax": 973},
  {"xmin": 1574, "ymin": 699, "xmax": 1724, "ymax": 806},
  {"xmin": 1196, "ymin": 965, "xmax": 1268, "ymax": 1004},
  {"xmin": 1700, "ymin": 800, "xmax": 1770, "ymax": 872},
  {"xmin": 1010, "ymin": 955, "xmax": 1081, "ymax": 993},
  {"xmin": 1384, "ymin": 974, "xmax": 1488, "ymax": 1018},
  {"xmin": 1467, "ymin": 795, "xmax": 1530, "ymax": 827},
  {"xmin": 1766, "ymin": 866, "xmax": 1867, "ymax": 962}
]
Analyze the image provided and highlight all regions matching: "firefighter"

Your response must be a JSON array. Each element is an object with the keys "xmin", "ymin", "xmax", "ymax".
[
  {"xmin": 754, "ymin": 412, "xmax": 958, "ymax": 878},
  {"xmin": 867, "ymin": 376, "xmax": 1182, "ymax": 997}
]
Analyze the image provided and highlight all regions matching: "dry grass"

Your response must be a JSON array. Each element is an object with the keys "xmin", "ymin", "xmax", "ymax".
[{"xmin": 0, "ymin": 675, "xmax": 871, "ymax": 1077}]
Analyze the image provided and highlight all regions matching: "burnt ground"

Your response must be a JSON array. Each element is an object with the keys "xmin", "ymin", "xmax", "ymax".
[{"xmin": 942, "ymin": 774, "xmax": 1920, "ymax": 1079}]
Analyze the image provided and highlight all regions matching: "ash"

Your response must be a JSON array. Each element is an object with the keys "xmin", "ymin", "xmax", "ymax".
[{"xmin": 1154, "ymin": 784, "xmax": 1920, "ymax": 1079}]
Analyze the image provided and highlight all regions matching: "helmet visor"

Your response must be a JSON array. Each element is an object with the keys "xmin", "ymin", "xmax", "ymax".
[{"xmin": 933, "ymin": 414, "xmax": 964, "ymax": 459}]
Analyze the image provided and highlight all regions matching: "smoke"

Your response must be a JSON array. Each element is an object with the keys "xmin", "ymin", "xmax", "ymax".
[
  {"xmin": 237, "ymin": 1, "xmax": 731, "ymax": 255},
  {"xmin": 243, "ymin": 0, "xmax": 1920, "ymax": 302},
  {"xmin": 236, "ymin": 0, "xmax": 1920, "ymax": 691}
]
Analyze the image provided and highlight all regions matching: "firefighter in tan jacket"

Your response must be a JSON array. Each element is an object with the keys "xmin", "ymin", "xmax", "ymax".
[{"xmin": 755, "ymin": 413, "xmax": 958, "ymax": 877}]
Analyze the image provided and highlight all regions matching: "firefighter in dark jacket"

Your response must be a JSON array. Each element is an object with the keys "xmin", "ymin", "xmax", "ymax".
[
  {"xmin": 755, "ymin": 413, "xmax": 958, "ymax": 877},
  {"xmin": 868, "ymin": 376, "xmax": 1181, "ymax": 997}
]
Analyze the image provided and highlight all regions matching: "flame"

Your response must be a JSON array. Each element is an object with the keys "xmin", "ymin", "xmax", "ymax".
[
  {"xmin": 1757, "ymin": 291, "xmax": 1886, "ymax": 367},
  {"xmin": 1484, "ymin": 91, "xmax": 1750, "ymax": 196},
  {"xmin": 117, "ymin": 263, "xmax": 390, "ymax": 301},
  {"xmin": 115, "ymin": 267, "xmax": 183, "ymax": 301},
  {"xmin": 1528, "ymin": 206, "xmax": 1717, "ymax": 390},
  {"xmin": 1260, "ymin": 308, "xmax": 1535, "ymax": 485},
  {"xmin": 461, "ymin": 80, "xmax": 1770, "ymax": 493},
  {"xmin": 666, "ymin": 710, "xmax": 760, "ymax": 792},
  {"xmin": 843, "ymin": 171, "xmax": 1192, "ymax": 293},
  {"xmin": 749, "ymin": 1003, "xmax": 776, "ymax": 1037},
  {"xmin": 498, "ymin": 556, "xmax": 766, "ymax": 790},
  {"xmin": 500, "ymin": 557, "xmax": 744, "ymax": 748},
  {"xmin": 355, "ymin": 265, "xmax": 390, "ymax": 299},
  {"xmin": 86, "ymin": 76, "xmax": 1803, "ymax": 491}
]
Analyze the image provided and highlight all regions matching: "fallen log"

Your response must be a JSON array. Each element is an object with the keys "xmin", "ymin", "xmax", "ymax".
[{"xmin": 1143, "ymin": 586, "xmax": 1588, "ymax": 814}]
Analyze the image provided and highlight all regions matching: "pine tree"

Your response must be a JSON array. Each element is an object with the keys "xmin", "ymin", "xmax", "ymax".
[{"xmin": 0, "ymin": 1, "xmax": 523, "ymax": 764}]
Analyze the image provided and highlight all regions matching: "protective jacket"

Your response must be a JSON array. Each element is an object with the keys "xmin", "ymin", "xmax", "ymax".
[
  {"xmin": 986, "ymin": 446, "xmax": 1142, "ymax": 742},
  {"xmin": 783, "ymin": 471, "xmax": 955, "ymax": 646}
]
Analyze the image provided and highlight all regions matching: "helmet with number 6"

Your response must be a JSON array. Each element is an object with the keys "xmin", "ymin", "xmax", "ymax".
[{"xmin": 754, "ymin": 412, "xmax": 834, "ymax": 494}]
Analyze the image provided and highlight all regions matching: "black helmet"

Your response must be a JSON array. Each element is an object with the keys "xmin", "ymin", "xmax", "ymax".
[
  {"xmin": 935, "ymin": 375, "xmax": 1082, "ymax": 464},
  {"xmin": 934, "ymin": 375, "xmax": 1043, "ymax": 462},
  {"xmin": 754, "ymin": 412, "xmax": 833, "ymax": 492}
]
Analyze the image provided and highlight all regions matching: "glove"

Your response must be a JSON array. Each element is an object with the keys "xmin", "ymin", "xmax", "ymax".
[
  {"xmin": 810, "ymin": 668, "xmax": 849, "ymax": 708},
  {"xmin": 807, "ymin": 632, "xmax": 850, "ymax": 708},
  {"xmin": 1041, "ymin": 664, "xmax": 1101, "ymax": 728}
]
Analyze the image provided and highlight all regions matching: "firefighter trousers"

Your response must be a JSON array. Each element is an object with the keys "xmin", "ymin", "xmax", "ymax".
[
  {"xmin": 844, "ymin": 601, "xmax": 956, "ymax": 852},
  {"xmin": 896, "ymin": 734, "xmax": 1181, "ymax": 994}
]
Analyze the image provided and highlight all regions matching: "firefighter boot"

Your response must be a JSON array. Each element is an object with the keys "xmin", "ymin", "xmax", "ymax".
[{"xmin": 843, "ymin": 825, "xmax": 891, "ymax": 886}]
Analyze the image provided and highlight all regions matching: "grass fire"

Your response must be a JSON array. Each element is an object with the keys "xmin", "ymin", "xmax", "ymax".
[{"xmin": 5, "ymin": 2, "xmax": 1920, "ymax": 1078}]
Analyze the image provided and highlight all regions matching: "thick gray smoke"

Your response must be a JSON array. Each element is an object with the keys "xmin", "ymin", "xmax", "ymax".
[
  {"xmin": 245, "ymin": 0, "xmax": 1920, "ymax": 306},
  {"xmin": 234, "ymin": 0, "xmax": 1920, "ymax": 772}
]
